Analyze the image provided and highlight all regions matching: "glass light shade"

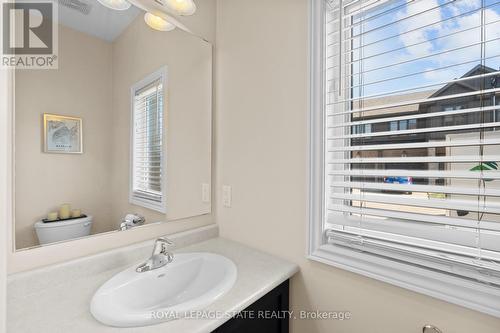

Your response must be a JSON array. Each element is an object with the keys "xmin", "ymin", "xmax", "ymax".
[
  {"xmin": 96, "ymin": 0, "xmax": 131, "ymax": 11},
  {"xmin": 165, "ymin": 0, "xmax": 196, "ymax": 16},
  {"xmin": 144, "ymin": 13, "xmax": 176, "ymax": 32}
]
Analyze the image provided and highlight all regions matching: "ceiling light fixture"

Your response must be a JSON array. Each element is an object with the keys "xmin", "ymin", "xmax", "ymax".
[
  {"xmin": 164, "ymin": 0, "xmax": 196, "ymax": 16},
  {"xmin": 144, "ymin": 12, "xmax": 176, "ymax": 32},
  {"xmin": 96, "ymin": 0, "xmax": 131, "ymax": 11}
]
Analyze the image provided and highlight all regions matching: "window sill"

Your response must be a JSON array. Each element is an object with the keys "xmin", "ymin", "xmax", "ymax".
[
  {"xmin": 129, "ymin": 196, "xmax": 166, "ymax": 213},
  {"xmin": 308, "ymin": 244, "xmax": 500, "ymax": 318}
]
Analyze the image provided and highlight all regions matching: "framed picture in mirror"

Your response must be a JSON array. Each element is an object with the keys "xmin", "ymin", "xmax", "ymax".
[{"xmin": 43, "ymin": 113, "xmax": 83, "ymax": 154}]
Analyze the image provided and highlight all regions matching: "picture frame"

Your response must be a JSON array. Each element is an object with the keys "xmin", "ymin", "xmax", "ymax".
[{"xmin": 43, "ymin": 113, "xmax": 83, "ymax": 154}]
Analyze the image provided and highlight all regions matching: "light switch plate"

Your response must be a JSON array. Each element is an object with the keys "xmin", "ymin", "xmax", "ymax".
[
  {"xmin": 202, "ymin": 183, "xmax": 210, "ymax": 203},
  {"xmin": 222, "ymin": 185, "xmax": 232, "ymax": 208}
]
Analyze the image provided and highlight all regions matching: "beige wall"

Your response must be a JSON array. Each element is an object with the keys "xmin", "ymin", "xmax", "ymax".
[
  {"xmin": 214, "ymin": 0, "xmax": 500, "ymax": 332},
  {"xmin": 111, "ymin": 14, "xmax": 212, "ymax": 224},
  {"xmin": 15, "ymin": 25, "xmax": 114, "ymax": 249},
  {"xmin": 177, "ymin": 0, "xmax": 217, "ymax": 43}
]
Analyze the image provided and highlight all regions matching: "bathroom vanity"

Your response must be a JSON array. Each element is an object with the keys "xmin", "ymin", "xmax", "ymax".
[
  {"xmin": 7, "ymin": 226, "xmax": 298, "ymax": 333},
  {"xmin": 214, "ymin": 280, "xmax": 290, "ymax": 333}
]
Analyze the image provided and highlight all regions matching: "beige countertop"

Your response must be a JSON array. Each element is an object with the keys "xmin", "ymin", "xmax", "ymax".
[{"xmin": 8, "ymin": 230, "xmax": 298, "ymax": 333}]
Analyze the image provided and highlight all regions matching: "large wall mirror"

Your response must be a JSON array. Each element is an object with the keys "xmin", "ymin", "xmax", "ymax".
[{"xmin": 13, "ymin": 0, "xmax": 212, "ymax": 250}]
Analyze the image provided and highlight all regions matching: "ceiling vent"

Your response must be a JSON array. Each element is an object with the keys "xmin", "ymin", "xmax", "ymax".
[{"xmin": 58, "ymin": 0, "xmax": 92, "ymax": 15}]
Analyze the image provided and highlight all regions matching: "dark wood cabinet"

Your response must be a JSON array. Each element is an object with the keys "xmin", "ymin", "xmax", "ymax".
[{"xmin": 213, "ymin": 280, "xmax": 290, "ymax": 333}]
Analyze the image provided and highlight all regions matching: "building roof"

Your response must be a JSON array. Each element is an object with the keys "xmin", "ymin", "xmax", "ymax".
[{"xmin": 428, "ymin": 64, "xmax": 497, "ymax": 98}]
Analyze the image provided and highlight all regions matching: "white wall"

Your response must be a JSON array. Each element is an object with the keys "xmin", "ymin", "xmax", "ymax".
[{"xmin": 214, "ymin": 0, "xmax": 500, "ymax": 332}]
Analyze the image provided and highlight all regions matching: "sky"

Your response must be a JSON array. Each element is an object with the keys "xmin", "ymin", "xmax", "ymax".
[{"xmin": 346, "ymin": 0, "xmax": 500, "ymax": 98}]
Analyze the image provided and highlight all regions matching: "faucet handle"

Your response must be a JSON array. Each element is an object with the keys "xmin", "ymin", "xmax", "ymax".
[
  {"xmin": 152, "ymin": 237, "xmax": 174, "ymax": 255},
  {"xmin": 120, "ymin": 213, "xmax": 146, "ymax": 231}
]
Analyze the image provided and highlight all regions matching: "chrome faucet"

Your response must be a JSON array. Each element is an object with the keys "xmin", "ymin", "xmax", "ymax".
[
  {"xmin": 136, "ymin": 237, "xmax": 174, "ymax": 273},
  {"xmin": 120, "ymin": 213, "xmax": 145, "ymax": 231}
]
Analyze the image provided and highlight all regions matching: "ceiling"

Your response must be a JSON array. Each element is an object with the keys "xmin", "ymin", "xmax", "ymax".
[{"xmin": 54, "ymin": 0, "xmax": 141, "ymax": 42}]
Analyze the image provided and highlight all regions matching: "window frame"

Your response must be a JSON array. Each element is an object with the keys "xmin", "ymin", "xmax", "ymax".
[
  {"xmin": 129, "ymin": 67, "xmax": 167, "ymax": 213},
  {"xmin": 307, "ymin": 0, "xmax": 500, "ymax": 318}
]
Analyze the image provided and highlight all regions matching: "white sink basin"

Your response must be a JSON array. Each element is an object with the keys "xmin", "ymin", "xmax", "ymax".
[{"xmin": 90, "ymin": 252, "xmax": 237, "ymax": 327}]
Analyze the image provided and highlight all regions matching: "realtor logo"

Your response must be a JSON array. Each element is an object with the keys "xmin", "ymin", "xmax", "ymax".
[{"xmin": 1, "ymin": 1, "xmax": 58, "ymax": 68}]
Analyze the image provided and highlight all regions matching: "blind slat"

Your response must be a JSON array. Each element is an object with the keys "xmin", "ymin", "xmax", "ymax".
[
  {"xmin": 344, "ymin": 37, "xmax": 500, "ymax": 70},
  {"xmin": 329, "ymin": 105, "xmax": 500, "ymax": 128},
  {"xmin": 326, "ymin": 227, "xmax": 500, "ymax": 267},
  {"xmin": 328, "ymin": 139, "xmax": 500, "ymax": 151},
  {"xmin": 329, "ymin": 122, "xmax": 500, "ymax": 140},
  {"xmin": 329, "ymin": 181, "xmax": 500, "ymax": 196},
  {"xmin": 330, "ymin": 193, "xmax": 500, "ymax": 215},
  {"xmin": 329, "ymin": 169, "xmax": 500, "ymax": 180},
  {"xmin": 328, "ymin": 155, "xmax": 500, "ymax": 164},
  {"xmin": 327, "ymin": 231, "xmax": 500, "ymax": 285},
  {"xmin": 327, "ymin": 204, "xmax": 500, "ymax": 231},
  {"xmin": 328, "ymin": 88, "xmax": 500, "ymax": 113}
]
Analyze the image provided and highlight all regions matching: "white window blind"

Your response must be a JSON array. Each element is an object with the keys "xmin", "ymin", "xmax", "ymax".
[
  {"xmin": 325, "ymin": 0, "xmax": 500, "ymax": 289},
  {"xmin": 131, "ymin": 74, "xmax": 165, "ymax": 211}
]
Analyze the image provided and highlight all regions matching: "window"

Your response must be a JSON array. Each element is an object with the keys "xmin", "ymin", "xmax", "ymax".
[
  {"xmin": 309, "ymin": 0, "xmax": 500, "ymax": 317},
  {"xmin": 130, "ymin": 68, "xmax": 166, "ymax": 212},
  {"xmin": 390, "ymin": 121, "xmax": 398, "ymax": 131},
  {"xmin": 398, "ymin": 120, "xmax": 408, "ymax": 130},
  {"xmin": 353, "ymin": 123, "xmax": 372, "ymax": 134},
  {"xmin": 390, "ymin": 119, "xmax": 416, "ymax": 131}
]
